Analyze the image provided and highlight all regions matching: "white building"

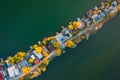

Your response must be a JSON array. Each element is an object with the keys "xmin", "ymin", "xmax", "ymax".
[
  {"xmin": 7, "ymin": 66, "xmax": 20, "ymax": 78},
  {"xmin": 55, "ymin": 33, "xmax": 66, "ymax": 44},
  {"xmin": 33, "ymin": 51, "xmax": 43, "ymax": 60}
]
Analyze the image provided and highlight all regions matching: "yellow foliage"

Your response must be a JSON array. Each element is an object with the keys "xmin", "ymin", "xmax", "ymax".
[
  {"xmin": 28, "ymin": 58, "xmax": 34, "ymax": 63},
  {"xmin": 20, "ymin": 77, "xmax": 24, "ymax": 80},
  {"xmin": 41, "ymin": 67, "xmax": 46, "ymax": 72},
  {"xmin": 35, "ymin": 46, "xmax": 42, "ymax": 54},
  {"xmin": 73, "ymin": 21, "xmax": 77, "ymax": 27},
  {"xmin": 8, "ymin": 57, "xmax": 15, "ymax": 64},
  {"xmin": 22, "ymin": 67, "xmax": 30, "ymax": 74},
  {"xmin": 17, "ymin": 52, "xmax": 26, "ymax": 57},
  {"xmin": 33, "ymin": 44, "xmax": 38, "ymax": 49},
  {"xmin": 68, "ymin": 24, "xmax": 74, "ymax": 30},
  {"xmin": 55, "ymin": 49, "xmax": 61, "ymax": 56},
  {"xmin": 33, "ymin": 44, "xmax": 43, "ymax": 54},
  {"xmin": 28, "ymin": 71, "xmax": 40, "ymax": 79},
  {"xmin": 93, "ymin": 11, "xmax": 97, "ymax": 14},
  {"xmin": 97, "ymin": 10, "xmax": 101, "ymax": 13},
  {"xmin": 42, "ymin": 40, "xmax": 47, "ymax": 45},
  {"xmin": 47, "ymin": 36, "xmax": 55, "ymax": 41},
  {"xmin": 66, "ymin": 40, "xmax": 75, "ymax": 48},
  {"xmin": 73, "ymin": 21, "xmax": 82, "ymax": 28},
  {"xmin": 42, "ymin": 52, "xmax": 49, "ymax": 57},
  {"xmin": 8, "ymin": 56, "xmax": 12, "ymax": 61},
  {"xmin": 106, "ymin": 2, "xmax": 110, "ymax": 6},
  {"xmin": 43, "ymin": 59, "xmax": 49, "ymax": 65},
  {"xmin": 118, "ymin": 6, "xmax": 120, "ymax": 12},
  {"xmin": 19, "ymin": 57, "xmax": 24, "ymax": 61},
  {"xmin": 33, "ymin": 71, "xmax": 39, "ymax": 75},
  {"xmin": 53, "ymin": 41, "xmax": 60, "ymax": 48}
]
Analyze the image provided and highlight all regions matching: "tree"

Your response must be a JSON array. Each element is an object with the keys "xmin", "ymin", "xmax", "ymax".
[
  {"xmin": 55, "ymin": 49, "xmax": 61, "ymax": 56},
  {"xmin": 17, "ymin": 52, "xmax": 26, "ymax": 57},
  {"xmin": 118, "ymin": 6, "xmax": 120, "ymax": 13},
  {"xmin": 28, "ymin": 58, "xmax": 34, "ymax": 63},
  {"xmin": 53, "ymin": 41, "xmax": 60, "ymax": 48},
  {"xmin": 47, "ymin": 36, "xmax": 55, "ymax": 41},
  {"xmin": 108, "ymin": 0, "xmax": 114, "ymax": 4},
  {"xmin": 105, "ymin": 2, "xmax": 110, "ymax": 7},
  {"xmin": 42, "ymin": 59, "xmax": 49, "ymax": 65},
  {"xmin": 68, "ymin": 24, "xmax": 74, "ymax": 30},
  {"xmin": 33, "ymin": 44, "xmax": 43, "ymax": 54},
  {"xmin": 33, "ymin": 44, "xmax": 38, "ymax": 49},
  {"xmin": 20, "ymin": 77, "xmax": 24, "ymax": 80},
  {"xmin": 22, "ymin": 67, "xmax": 30, "ymax": 74},
  {"xmin": 35, "ymin": 46, "xmax": 42, "ymax": 54},
  {"xmin": 42, "ymin": 52, "xmax": 49, "ymax": 58},
  {"xmin": 66, "ymin": 40, "xmax": 75, "ymax": 48},
  {"xmin": 9, "ymin": 57, "xmax": 16, "ymax": 65},
  {"xmin": 41, "ymin": 67, "xmax": 46, "ymax": 72}
]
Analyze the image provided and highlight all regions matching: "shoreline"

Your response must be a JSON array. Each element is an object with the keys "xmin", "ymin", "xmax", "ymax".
[{"xmin": 0, "ymin": 0, "xmax": 120, "ymax": 80}]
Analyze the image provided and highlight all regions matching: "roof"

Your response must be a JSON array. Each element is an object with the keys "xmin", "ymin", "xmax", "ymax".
[
  {"xmin": 55, "ymin": 33, "xmax": 66, "ymax": 44},
  {"xmin": 0, "ymin": 73, "xmax": 3, "ymax": 80},
  {"xmin": 77, "ymin": 18, "xmax": 85, "ymax": 28},
  {"xmin": 112, "ymin": 1, "xmax": 118, "ymax": 6},
  {"xmin": 62, "ymin": 28, "xmax": 72, "ymax": 40},
  {"xmin": 18, "ymin": 60, "xmax": 29, "ymax": 69},
  {"xmin": 0, "ymin": 65, "xmax": 2, "ymax": 70},
  {"xmin": 33, "ymin": 51, "xmax": 43, "ymax": 60},
  {"xmin": 7, "ymin": 66, "xmax": 20, "ymax": 78},
  {"xmin": 34, "ymin": 59, "xmax": 39, "ymax": 65},
  {"xmin": 30, "ymin": 55, "xmax": 36, "ymax": 60}
]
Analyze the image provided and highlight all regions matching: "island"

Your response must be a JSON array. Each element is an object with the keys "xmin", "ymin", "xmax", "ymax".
[{"xmin": 0, "ymin": 0, "xmax": 120, "ymax": 80}]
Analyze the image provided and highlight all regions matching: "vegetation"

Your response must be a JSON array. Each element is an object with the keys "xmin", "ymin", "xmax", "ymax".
[
  {"xmin": 41, "ymin": 67, "xmax": 47, "ymax": 72},
  {"xmin": 42, "ymin": 36, "xmax": 55, "ymax": 45},
  {"xmin": 47, "ymin": 36, "xmax": 55, "ymax": 41},
  {"xmin": 105, "ymin": 2, "xmax": 110, "ymax": 6},
  {"xmin": 21, "ymin": 67, "xmax": 31, "ymax": 74},
  {"xmin": 42, "ymin": 38, "xmax": 48, "ymax": 45},
  {"xmin": 28, "ymin": 58, "xmax": 34, "ymax": 63},
  {"xmin": 66, "ymin": 40, "xmax": 75, "ymax": 48},
  {"xmin": 42, "ymin": 52, "xmax": 49, "ymax": 58},
  {"xmin": 53, "ymin": 41, "xmax": 60, "ymax": 48},
  {"xmin": 107, "ymin": 0, "xmax": 114, "ymax": 4},
  {"xmin": 118, "ymin": 6, "xmax": 120, "ymax": 13},
  {"xmin": 33, "ymin": 44, "xmax": 42, "ymax": 54},
  {"xmin": 8, "ymin": 52, "xmax": 26, "ymax": 65},
  {"xmin": 68, "ymin": 21, "xmax": 81, "ymax": 30},
  {"xmin": 55, "ymin": 48, "xmax": 61, "ymax": 56},
  {"xmin": 68, "ymin": 24, "xmax": 74, "ymax": 30},
  {"xmin": 20, "ymin": 77, "xmax": 24, "ymax": 80},
  {"xmin": 42, "ymin": 59, "xmax": 49, "ymax": 65},
  {"xmin": 27, "ymin": 71, "xmax": 40, "ymax": 79}
]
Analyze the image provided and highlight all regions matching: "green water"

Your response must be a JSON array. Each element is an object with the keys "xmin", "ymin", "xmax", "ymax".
[{"xmin": 0, "ymin": 0, "xmax": 120, "ymax": 80}]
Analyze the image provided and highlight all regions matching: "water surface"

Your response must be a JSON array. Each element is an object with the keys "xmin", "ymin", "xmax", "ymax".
[{"xmin": 0, "ymin": 0, "xmax": 120, "ymax": 80}]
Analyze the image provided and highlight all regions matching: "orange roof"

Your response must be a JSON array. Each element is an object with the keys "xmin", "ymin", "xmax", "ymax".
[
  {"xmin": 34, "ymin": 60, "xmax": 39, "ymax": 65},
  {"xmin": 77, "ymin": 21, "xmax": 82, "ymax": 28}
]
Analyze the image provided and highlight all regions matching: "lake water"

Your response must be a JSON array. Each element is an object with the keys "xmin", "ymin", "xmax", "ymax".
[{"xmin": 0, "ymin": 0, "xmax": 120, "ymax": 80}]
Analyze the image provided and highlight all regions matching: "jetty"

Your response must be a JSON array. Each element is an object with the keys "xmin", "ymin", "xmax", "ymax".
[{"xmin": 0, "ymin": 0, "xmax": 120, "ymax": 80}]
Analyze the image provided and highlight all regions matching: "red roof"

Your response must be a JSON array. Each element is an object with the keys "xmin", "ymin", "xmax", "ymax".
[
  {"xmin": 34, "ymin": 59, "xmax": 39, "ymax": 65},
  {"xmin": 0, "ymin": 65, "xmax": 2, "ymax": 70},
  {"xmin": 88, "ymin": 9, "xmax": 93, "ymax": 14},
  {"xmin": 0, "ymin": 73, "xmax": 3, "ymax": 80}
]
